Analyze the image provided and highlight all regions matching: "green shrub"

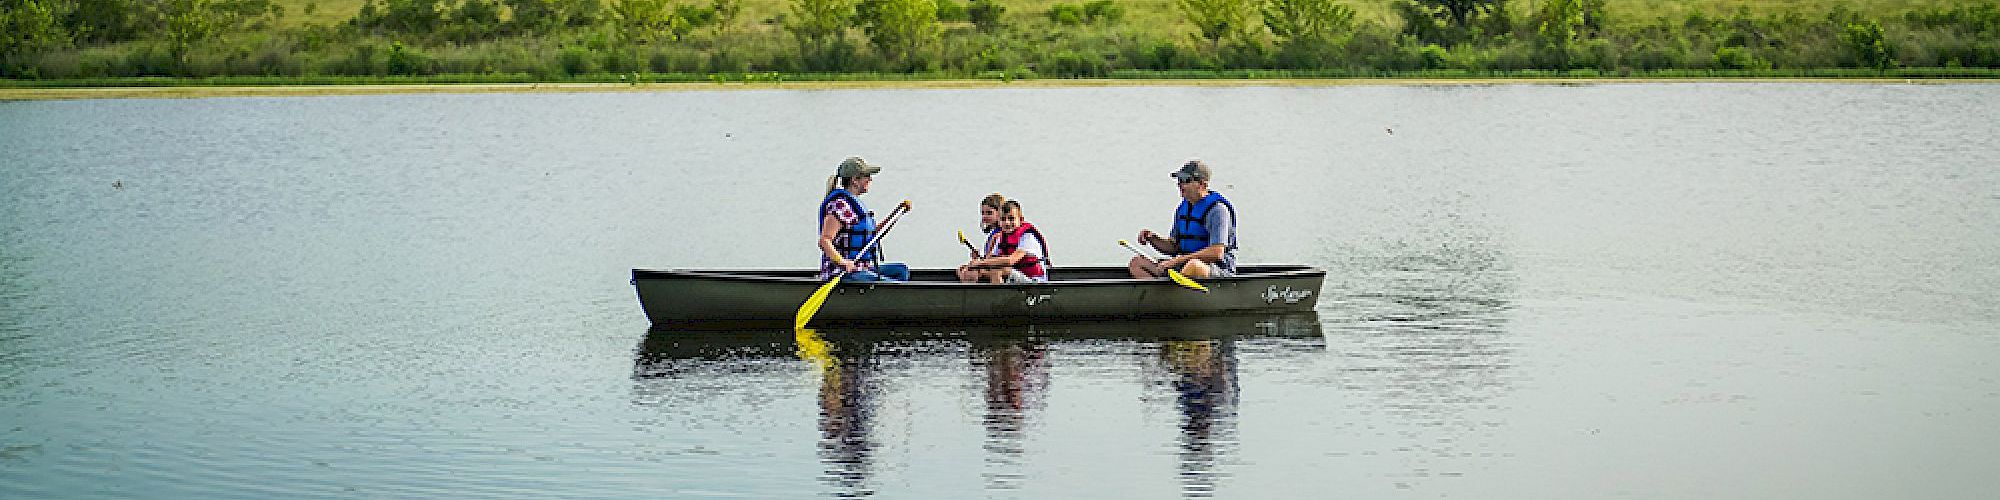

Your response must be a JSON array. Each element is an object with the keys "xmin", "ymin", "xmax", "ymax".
[
  {"xmin": 386, "ymin": 41, "xmax": 434, "ymax": 75},
  {"xmin": 967, "ymin": 0, "xmax": 1004, "ymax": 31},
  {"xmin": 1045, "ymin": 49, "xmax": 1106, "ymax": 76},
  {"xmin": 1082, "ymin": 0, "xmax": 1124, "ymax": 24},
  {"xmin": 1048, "ymin": 4, "xmax": 1084, "ymax": 26},
  {"xmin": 1419, "ymin": 43, "xmax": 1448, "ymax": 69},
  {"xmin": 557, "ymin": 44, "xmax": 596, "ymax": 74},
  {"xmin": 1840, "ymin": 20, "xmax": 1892, "ymax": 69},
  {"xmin": 1713, "ymin": 45, "xmax": 1769, "ymax": 70},
  {"xmin": 1141, "ymin": 41, "xmax": 1183, "ymax": 70},
  {"xmin": 935, "ymin": 0, "xmax": 967, "ymax": 22}
]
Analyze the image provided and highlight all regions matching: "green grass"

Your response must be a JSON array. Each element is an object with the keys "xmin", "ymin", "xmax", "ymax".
[
  {"xmin": 7, "ymin": 65, "xmax": 1994, "ymax": 89},
  {"xmin": 9, "ymin": 0, "xmax": 1995, "ymax": 82},
  {"xmin": 264, "ymin": 0, "xmax": 1966, "ymax": 31}
]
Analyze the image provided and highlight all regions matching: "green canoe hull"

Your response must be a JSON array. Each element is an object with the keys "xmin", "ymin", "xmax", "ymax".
[{"xmin": 632, "ymin": 265, "xmax": 1326, "ymax": 327}]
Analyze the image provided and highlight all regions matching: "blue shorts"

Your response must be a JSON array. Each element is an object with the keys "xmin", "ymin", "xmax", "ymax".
[{"xmin": 848, "ymin": 262, "xmax": 909, "ymax": 282}]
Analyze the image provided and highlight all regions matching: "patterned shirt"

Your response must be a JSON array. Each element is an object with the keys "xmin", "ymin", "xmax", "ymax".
[{"xmin": 818, "ymin": 197, "xmax": 877, "ymax": 279}]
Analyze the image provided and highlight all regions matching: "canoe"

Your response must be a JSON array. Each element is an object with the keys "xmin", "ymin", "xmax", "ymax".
[{"xmin": 631, "ymin": 265, "xmax": 1326, "ymax": 327}]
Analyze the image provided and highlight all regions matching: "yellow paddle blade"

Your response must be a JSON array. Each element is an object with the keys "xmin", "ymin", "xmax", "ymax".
[
  {"xmin": 794, "ymin": 327, "xmax": 837, "ymax": 371},
  {"xmin": 959, "ymin": 230, "xmax": 969, "ymax": 245},
  {"xmin": 795, "ymin": 274, "xmax": 842, "ymax": 329},
  {"xmin": 1167, "ymin": 269, "xmax": 1209, "ymax": 293}
]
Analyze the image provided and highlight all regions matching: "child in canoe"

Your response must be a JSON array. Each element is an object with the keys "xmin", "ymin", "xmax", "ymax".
[
  {"xmin": 957, "ymin": 193, "xmax": 1008, "ymax": 282},
  {"xmin": 968, "ymin": 200, "xmax": 1050, "ymax": 283}
]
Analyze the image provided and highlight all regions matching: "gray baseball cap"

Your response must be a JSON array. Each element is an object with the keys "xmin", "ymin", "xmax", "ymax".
[
  {"xmin": 837, "ymin": 156, "xmax": 881, "ymax": 178},
  {"xmin": 1170, "ymin": 160, "xmax": 1211, "ymax": 182}
]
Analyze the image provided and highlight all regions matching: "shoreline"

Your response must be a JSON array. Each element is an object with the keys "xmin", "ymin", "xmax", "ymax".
[{"xmin": 4, "ymin": 77, "xmax": 1995, "ymax": 101}]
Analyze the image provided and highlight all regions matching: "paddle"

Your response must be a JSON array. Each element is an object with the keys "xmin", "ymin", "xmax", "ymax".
[
  {"xmin": 1119, "ymin": 239, "xmax": 1209, "ymax": 293},
  {"xmin": 796, "ymin": 200, "xmax": 912, "ymax": 329},
  {"xmin": 794, "ymin": 327, "xmax": 836, "ymax": 370},
  {"xmin": 958, "ymin": 230, "xmax": 981, "ymax": 258}
]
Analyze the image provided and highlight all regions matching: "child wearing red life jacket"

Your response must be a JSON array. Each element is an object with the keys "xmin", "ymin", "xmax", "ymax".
[
  {"xmin": 957, "ymin": 193, "xmax": 1009, "ymax": 283},
  {"xmin": 975, "ymin": 200, "xmax": 1050, "ymax": 283}
]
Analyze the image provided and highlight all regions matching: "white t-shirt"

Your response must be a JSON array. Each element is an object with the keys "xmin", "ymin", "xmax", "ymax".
[{"xmin": 1018, "ymin": 233, "xmax": 1048, "ymax": 279}]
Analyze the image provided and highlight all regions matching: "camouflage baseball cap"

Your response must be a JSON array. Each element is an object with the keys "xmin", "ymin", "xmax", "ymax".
[{"xmin": 837, "ymin": 156, "xmax": 881, "ymax": 178}]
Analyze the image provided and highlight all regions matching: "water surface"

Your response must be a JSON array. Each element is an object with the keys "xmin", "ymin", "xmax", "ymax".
[{"xmin": 2, "ymin": 84, "xmax": 1997, "ymax": 498}]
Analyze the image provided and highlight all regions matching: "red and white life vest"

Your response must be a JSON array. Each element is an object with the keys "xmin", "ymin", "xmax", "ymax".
[{"xmin": 993, "ymin": 222, "xmax": 1050, "ymax": 279}]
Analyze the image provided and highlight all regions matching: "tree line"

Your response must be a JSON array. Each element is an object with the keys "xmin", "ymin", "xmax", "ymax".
[{"xmin": 4, "ymin": 0, "xmax": 1998, "ymax": 80}]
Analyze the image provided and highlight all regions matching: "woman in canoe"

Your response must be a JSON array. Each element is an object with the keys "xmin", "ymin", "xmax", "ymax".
[
  {"xmin": 956, "ymin": 193, "xmax": 1008, "ymax": 283},
  {"xmin": 966, "ymin": 200, "xmax": 1050, "ymax": 283},
  {"xmin": 818, "ymin": 157, "xmax": 908, "ymax": 282}
]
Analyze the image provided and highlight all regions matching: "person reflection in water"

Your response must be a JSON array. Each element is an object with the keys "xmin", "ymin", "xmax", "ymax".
[
  {"xmin": 800, "ymin": 328, "xmax": 880, "ymax": 497},
  {"xmin": 973, "ymin": 336, "xmax": 1049, "ymax": 489},
  {"xmin": 1160, "ymin": 338, "xmax": 1239, "ymax": 498}
]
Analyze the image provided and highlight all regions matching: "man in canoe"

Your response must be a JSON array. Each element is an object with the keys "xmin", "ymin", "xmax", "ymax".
[
  {"xmin": 1129, "ymin": 160, "xmax": 1236, "ymax": 279},
  {"xmin": 818, "ymin": 157, "xmax": 908, "ymax": 282}
]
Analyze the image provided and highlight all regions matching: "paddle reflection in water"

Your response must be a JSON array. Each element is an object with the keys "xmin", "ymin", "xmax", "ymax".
[
  {"xmin": 630, "ymin": 313, "xmax": 1322, "ymax": 497},
  {"xmin": 796, "ymin": 327, "xmax": 880, "ymax": 496}
]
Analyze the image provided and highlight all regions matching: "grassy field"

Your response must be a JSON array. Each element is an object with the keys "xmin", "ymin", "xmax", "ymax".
[
  {"xmin": 265, "ymin": 0, "xmax": 1962, "ymax": 31},
  {"xmin": 8, "ymin": 71, "xmax": 1997, "ymax": 101},
  {"xmin": 6, "ymin": 0, "xmax": 1993, "ymax": 82}
]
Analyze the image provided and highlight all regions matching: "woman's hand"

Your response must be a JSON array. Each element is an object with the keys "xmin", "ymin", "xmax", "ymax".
[{"xmin": 840, "ymin": 260, "xmax": 860, "ymax": 273}]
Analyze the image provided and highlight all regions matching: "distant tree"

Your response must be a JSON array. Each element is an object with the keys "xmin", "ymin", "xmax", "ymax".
[
  {"xmin": 226, "ymin": 0, "xmax": 285, "ymax": 25},
  {"xmin": 1394, "ymin": 0, "xmax": 1503, "ymax": 46},
  {"xmin": 1178, "ymin": 0, "xmax": 1252, "ymax": 50},
  {"xmin": 504, "ymin": 0, "xmax": 565, "ymax": 33},
  {"xmin": 450, "ymin": 0, "xmax": 504, "ymax": 41},
  {"xmin": 161, "ymin": 0, "xmax": 220, "ymax": 65},
  {"xmin": 612, "ymin": 0, "xmax": 683, "ymax": 45},
  {"xmin": 64, "ymin": 0, "xmax": 146, "ymax": 43},
  {"xmin": 1262, "ymin": 0, "xmax": 1353, "ymax": 67},
  {"xmin": 787, "ymin": 0, "xmax": 857, "ymax": 68},
  {"xmin": 1536, "ymin": 0, "xmax": 1583, "ymax": 66},
  {"xmin": 1415, "ymin": 0, "xmax": 1499, "ymax": 30},
  {"xmin": 2, "ymin": 0, "xmax": 69, "ymax": 71},
  {"xmin": 564, "ymin": 0, "xmax": 605, "ymax": 27},
  {"xmin": 1262, "ymin": 0, "xmax": 1353, "ymax": 42},
  {"xmin": 934, "ymin": 0, "xmax": 966, "ymax": 23},
  {"xmin": 858, "ymin": 0, "xmax": 937, "ymax": 65},
  {"xmin": 362, "ymin": 0, "xmax": 444, "ymax": 33},
  {"xmin": 710, "ymin": 0, "xmax": 742, "ymax": 37},
  {"xmin": 966, "ymin": 0, "xmax": 1003, "ymax": 31},
  {"xmin": 1841, "ymin": 19, "xmax": 1893, "ymax": 70}
]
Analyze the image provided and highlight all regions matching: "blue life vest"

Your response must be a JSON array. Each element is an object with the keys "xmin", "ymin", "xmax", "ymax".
[
  {"xmin": 1171, "ymin": 192, "xmax": 1236, "ymax": 255},
  {"xmin": 820, "ymin": 189, "xmax": 879, "ymax": 264}
]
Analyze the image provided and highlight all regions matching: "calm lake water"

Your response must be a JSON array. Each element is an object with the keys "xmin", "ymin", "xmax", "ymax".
[{"xmin": 3, "ymin": 83, "xmax": 1998, "ymax": 498}]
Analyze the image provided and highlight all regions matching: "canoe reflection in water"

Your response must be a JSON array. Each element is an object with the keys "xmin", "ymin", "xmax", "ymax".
[{"xmin": 632, "ymin": 313, "xmax": 1322, "ymax": 497}]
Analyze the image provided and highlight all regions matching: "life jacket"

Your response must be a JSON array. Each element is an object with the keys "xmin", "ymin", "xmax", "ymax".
[
  {"xmin": 1171, "ymin": 191, "xmax": 1236, "ymax": 255},
  {"xmin": 819, "ymin": 188, "xmax": 879, "ymax": 265},
  {"xmin": 993, "ymin": 222, "xmax": 1049, "ymax": 279}
]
